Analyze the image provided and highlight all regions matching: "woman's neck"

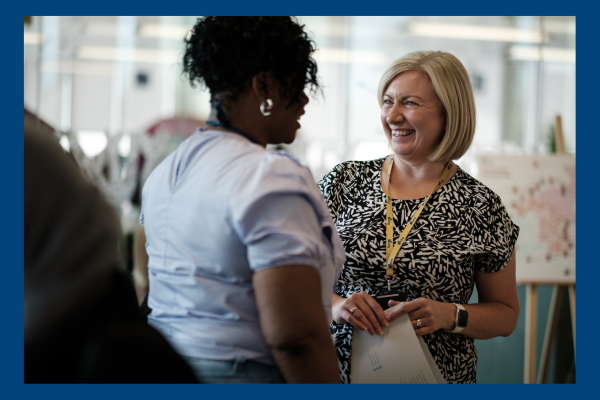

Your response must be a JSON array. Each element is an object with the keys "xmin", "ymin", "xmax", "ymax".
[
  {"xmin": 392, "ymin": 156, "xmax": 447, "ymax": 183},
  {"xmin": 381, "ymin": 155, "xmax": 456, "ymax": 200},
  {"xmin": 206, "ymin": 99, "xmax": 268, "ymax": 147}
]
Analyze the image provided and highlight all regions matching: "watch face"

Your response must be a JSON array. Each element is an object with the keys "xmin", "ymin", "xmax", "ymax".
[{"xmin": 457, "ymin": 309, "xmax": 468, "ymax": 327}]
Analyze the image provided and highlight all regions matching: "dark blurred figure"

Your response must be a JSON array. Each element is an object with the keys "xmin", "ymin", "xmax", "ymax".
[{"xmin": 24, "ymin": 112, "xmax": 197, "ymax": 383}]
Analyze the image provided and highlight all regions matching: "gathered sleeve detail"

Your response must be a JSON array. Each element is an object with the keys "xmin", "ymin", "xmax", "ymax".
[
  {"xmin": 468, "ymin": 191, "xmax": 520, "ymax": 273},
  {"xmin": 232, "ymin": 153, "xmax": 345, "ymax": 275}
]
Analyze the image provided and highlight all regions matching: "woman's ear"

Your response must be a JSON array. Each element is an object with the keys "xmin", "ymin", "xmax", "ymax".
[{"xmin": 252, "ymin": 72, "xmax": 274, "ymax": 102}]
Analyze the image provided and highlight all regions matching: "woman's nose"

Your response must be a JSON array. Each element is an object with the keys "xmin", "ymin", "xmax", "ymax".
[
  {"xmin": 300, "ymin": 91, "xmax": 309, "ymax": 106},
  {"xmin": 386, "ymin": 104, "xmax": 405, "ymax": 123}
]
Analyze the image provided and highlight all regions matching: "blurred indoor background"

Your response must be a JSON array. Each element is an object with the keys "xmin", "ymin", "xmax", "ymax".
[{"xmin": 24, "ymin": 16, "xmax": 575, "ymax": 384}]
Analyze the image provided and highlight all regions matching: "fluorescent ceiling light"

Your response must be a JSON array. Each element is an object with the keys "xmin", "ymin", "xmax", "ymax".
[
  {"xmin": 509, "ymin": 45, "xmax": 575, "ymax": 63},
  {"xmin": 314, "ymin": 48, "xmax": 387, "ymax": 65},
  {"xmin": 138, "ymin": 23, "xmax": 190, "ymax": 40},
  {"xmin": 77, "ymin": 45, "xmax": 181, "ymax": 64},
  {"xmin": 409, "ymin": 22, "xmax": 544, "ymax": 43},
  {"xmin": 24, "ymin": 31, "xmax": 43, "ymax": 45}
]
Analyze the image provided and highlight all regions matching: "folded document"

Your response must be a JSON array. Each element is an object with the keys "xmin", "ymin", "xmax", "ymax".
[{"xmin": 350, "ymin": 304, "xmax": 446, "ymax": 384}]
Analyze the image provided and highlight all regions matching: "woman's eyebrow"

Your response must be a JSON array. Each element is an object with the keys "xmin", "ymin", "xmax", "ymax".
[
  {"xmin": 384, "ymin": 92, "xmax": 424, "ymax": 101},
  {"xmin": 401, "ymin": 95, "xmax": 424, "ymax": 101}
]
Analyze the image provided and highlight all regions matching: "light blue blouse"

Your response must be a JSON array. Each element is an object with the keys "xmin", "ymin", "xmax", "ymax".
[{"xmin": 141, "ymin": 129, "xmax": 345, "ymax": 365}]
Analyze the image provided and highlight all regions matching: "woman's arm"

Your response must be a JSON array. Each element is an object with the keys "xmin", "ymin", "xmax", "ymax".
[
  {"xmin": 385, "ymin": 251, "xmax": 520, "ymax": 339},
  {"xmin": 253, "ymin": 264, "xmax": 340, "ymax": 383},
  {"xmin": 462, "ymin": 250, "xmax": 520, "ymax": 339}
]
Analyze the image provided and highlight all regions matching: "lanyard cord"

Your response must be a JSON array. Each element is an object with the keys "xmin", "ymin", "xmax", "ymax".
[
  {"xmin": 384, "ymin": 156, "xmax": 454, "ymax": 290},
  {"xmin": 204, "ymin": 102, "xmax": 259, "ymax": 145}
]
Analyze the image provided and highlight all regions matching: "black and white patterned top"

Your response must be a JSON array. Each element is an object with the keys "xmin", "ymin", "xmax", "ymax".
[{"xmin": 317, "ymin": 157, "xmax": 519, "ymax": 384}]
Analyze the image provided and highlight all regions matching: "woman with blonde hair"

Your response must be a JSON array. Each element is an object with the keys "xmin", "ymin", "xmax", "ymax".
[{"xmin": 319, "ymin": 51, "xmax": 520, "ymax": 383}]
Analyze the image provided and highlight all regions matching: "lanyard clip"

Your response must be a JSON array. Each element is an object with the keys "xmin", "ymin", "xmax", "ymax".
[{"xmin": 386, "ymin": 276, "xmax": 392, "ymax": 291}]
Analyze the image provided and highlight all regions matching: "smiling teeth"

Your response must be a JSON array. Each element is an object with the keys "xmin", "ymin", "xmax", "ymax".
[{"xmin": 392, "ymin": 130, "xmax": 415, "ymax": 137}]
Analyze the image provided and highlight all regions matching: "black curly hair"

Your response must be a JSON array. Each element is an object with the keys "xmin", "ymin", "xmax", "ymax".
[{"xmin": 183, "ymin": 16, "xmax": 320, "ymax": 109}]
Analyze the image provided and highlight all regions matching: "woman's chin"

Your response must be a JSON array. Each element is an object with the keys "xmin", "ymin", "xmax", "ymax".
[
  {"xmin": 283, "ymin": 132, "xmax": 297, "ymax": 145},
  {"xmin": 390, "ymin": 145, "xmax": 415, "ymax": 158},
  {"xmin": 272, "ymin": 133, "xmax": 296, "ymax": 146}
]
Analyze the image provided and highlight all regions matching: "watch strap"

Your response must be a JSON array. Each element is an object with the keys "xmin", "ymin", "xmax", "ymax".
[{"xmin": 449, "ymin": 303, "xmax": 466, "ymax": 333}]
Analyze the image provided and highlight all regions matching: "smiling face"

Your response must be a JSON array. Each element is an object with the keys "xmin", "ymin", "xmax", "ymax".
[{"xmin": 381, "ymin": 70, "xmax": 446, "ymax": 163}]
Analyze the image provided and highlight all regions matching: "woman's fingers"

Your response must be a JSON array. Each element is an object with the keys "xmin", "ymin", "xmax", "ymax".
[
  {"xmin": 388, "ymin": 299, "xmax": 402, "ymax": 308},
  {"xmin": 348, "ymin": 297, "xmax": 379, "ymax": 335},
  {"xmin": 344, "ymin": 308, "xmax": 369, "ymax": 332},
  {"xmin": 341, "ymin": 302, "xmax": 369, "ymax": 332},
  {"xmin": 386, "ymin": 298, "xmax": 432, "ymax": 326},
  {"xmin": 385, "ymin": 299, "xmax": 407, "ymax": 322},
  {"xmin": 335, "ymin": 297, "xmax": 376, "ymax": 334},
  {"xmin": 410, "ymin": 316, "xmax": 435, "ymax": 336},
  {"xmin": 388, "ymin": 298, "xmax": 454, "ymax": 335},
  {"xmin": 350, "ymin": 293, "xmax": 388, "ymax": 335},
  {"xmin": 385, "ymin": 299, "xmax": 420, "ymax": 322},
  {"xmin": 339, "ymin": 293, "xmax": 451, "ymax": 336}
]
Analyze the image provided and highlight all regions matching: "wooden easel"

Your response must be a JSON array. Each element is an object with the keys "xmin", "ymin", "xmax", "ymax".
[
  {"xmin": 523, "ymin": 281, "xmax": 575, "ymax": 383},
  {"xmin": 554, "ymin": 115, "xmax": 566, "ymax": 155},
  {"xmin": 523, "ymin": 115, "xmax": 574, "ymax": 383}
]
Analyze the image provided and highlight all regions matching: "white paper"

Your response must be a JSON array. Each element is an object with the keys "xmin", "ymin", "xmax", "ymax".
[
  {"xmin": 350, "ymin": 304, "xmax": 441, "ymax": 384},
  {"xmin": 417, "ymin": 336, "xmax": 447, "ymax": 384}
]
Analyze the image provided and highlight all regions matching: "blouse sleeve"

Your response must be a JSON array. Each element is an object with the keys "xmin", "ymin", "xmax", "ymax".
[
  {"xmin": 472, "ymin": 191, "xmax": 520, "ymax": 273},
  {"xmin": 232, "ymin": 154, "xmax": 334, "ymax": 272}
]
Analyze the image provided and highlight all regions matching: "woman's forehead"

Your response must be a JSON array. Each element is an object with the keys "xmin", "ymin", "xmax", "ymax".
[{"xmin": 385, "ymin": 71, "xmax": 435, "ymax": 99}]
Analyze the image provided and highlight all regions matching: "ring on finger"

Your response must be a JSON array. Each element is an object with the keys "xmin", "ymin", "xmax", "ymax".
[
  {"xmin": 416, "ymin": 319, "xmax": 422, "ymax": 329},
  {"xmin": 350, "ymin": 307, "xmax": 357, "ymax": 315}
]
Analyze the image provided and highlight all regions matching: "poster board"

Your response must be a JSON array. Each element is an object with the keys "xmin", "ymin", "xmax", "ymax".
[{"xmin": 475, "ymin": 155, "xmax": 575, "ymax": 284}]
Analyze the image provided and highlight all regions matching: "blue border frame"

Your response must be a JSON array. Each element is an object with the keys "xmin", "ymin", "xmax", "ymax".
[{"xmin": 12, "ymin": 1, "xmax": 589, "ymax": 399}]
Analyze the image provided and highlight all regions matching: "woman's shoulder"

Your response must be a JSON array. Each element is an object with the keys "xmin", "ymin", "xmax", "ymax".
[
  {"xmin": 179, "ymin": 135, "xmax": 313, "ymax": 200},
  {"xmin": 319, "ymin": 157, "xmax": 385, "ymax": 187},
  {"xmin": 233, "ymin": 149, "xmax": 324, "ymax": 204},
  {"xmin": 249, "ymin": 149, "xmax": 312, "ymax": 182},
  {"xmin": 452, "ymin": 166, "xmax": 505, "ymax": 209},
  {"xmin": 261, "ymin": 148, "xmax": 303, "ymax": 169}
]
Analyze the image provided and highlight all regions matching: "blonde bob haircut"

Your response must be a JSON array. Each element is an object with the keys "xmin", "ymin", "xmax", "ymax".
[{"xmin": 377, "ymin": 51, "xmax": 476, "ymax": 162}]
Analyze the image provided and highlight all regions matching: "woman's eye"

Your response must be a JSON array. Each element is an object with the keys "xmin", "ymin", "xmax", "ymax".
[
  {"xmin": 406, "ymin": 101, "xmax": 417, "ymax": 106},
  {"xmin": 384, "ymin": 99, "xmax": 393, "ymax": 105}
]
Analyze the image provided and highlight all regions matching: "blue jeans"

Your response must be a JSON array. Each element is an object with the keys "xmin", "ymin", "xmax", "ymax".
[{"xmin": 182, "ymin": 356, "xmax": 286, "ymax": 383}]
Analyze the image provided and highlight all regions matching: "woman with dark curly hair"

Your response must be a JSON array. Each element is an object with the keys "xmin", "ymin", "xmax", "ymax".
[{"xmin": 140, "ymin": 17, "xmax": 344, "ymax": 383}]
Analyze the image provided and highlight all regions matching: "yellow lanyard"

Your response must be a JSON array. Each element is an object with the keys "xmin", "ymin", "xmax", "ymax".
[{"xmin": 385, "ymin": 156, "xmax": 454, "ymax": 290}]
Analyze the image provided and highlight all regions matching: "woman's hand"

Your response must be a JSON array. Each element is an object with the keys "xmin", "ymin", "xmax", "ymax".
[
  {"xmin": 385, "ymin": 298, "xmax": 456, "ymax": 336},
  {"xmin": 332, "ymin": 293, "xmax": 389, "ymax": 335}
]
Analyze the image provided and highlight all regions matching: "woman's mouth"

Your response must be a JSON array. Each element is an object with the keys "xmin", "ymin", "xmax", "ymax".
[{"xmin": 392, "ymin": 130, "xmax": 415, "ymax": 137}]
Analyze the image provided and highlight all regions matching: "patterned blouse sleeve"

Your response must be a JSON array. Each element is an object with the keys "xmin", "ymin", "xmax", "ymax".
[
  {"xmin": 317, "ymin": 163, "xmax": 346, "ymax": 224},
  {"xmin": 472, "ymin": 191, "xmax": 520, "ymax": 273}
]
